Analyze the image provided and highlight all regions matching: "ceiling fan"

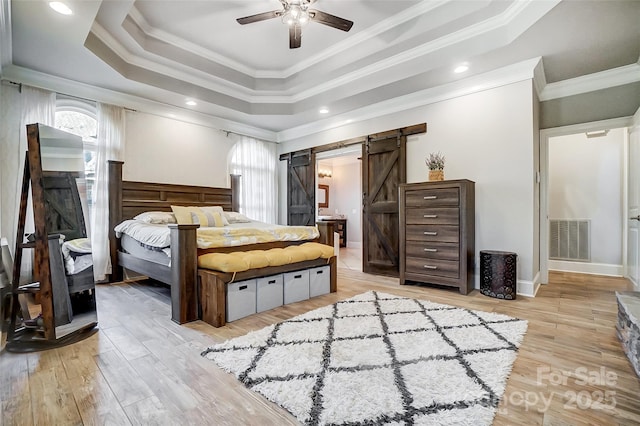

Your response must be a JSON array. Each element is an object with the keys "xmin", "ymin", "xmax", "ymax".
[{"xmin": 236, "ymin": 0, "xmax": 354, "ymax": 49}]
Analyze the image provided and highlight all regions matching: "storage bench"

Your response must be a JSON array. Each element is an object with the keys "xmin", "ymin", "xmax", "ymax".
[{"xmin": 198, "ymin": 256, "xmax": 337, "ymax": 327}]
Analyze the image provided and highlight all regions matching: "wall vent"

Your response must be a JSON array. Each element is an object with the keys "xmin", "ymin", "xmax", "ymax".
[{"xmin": 549, "ymin": 219, "xmax": 590, "ymax": 262}]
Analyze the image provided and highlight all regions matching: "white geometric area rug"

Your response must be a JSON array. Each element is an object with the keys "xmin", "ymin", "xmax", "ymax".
[{"xmin": 201, "ymin": 291, "xmax": 527, "ymax": 426}]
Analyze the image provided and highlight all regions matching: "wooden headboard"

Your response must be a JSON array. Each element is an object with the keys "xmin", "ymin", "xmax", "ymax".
[{"xmin": 107, "ymin": 160, "xmax": 240, "ymax": 280}]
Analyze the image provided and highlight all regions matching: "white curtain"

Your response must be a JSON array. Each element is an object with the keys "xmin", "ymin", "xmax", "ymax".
[
  {"xmin": 0, "ymin": 84, "xmax": 55, "ymax": 281},
  {"xmin": 92, "ymin": 103, "xmax": 125, "ymax": 282},
  {"xmin": 229, "ymin": 136, "xmax": 278, "ymax": 223}
]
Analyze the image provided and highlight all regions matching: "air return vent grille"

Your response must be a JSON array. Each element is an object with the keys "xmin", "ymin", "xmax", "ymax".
[{"xmin": 549, "ymin": 219, "xmax": 590, "ymax": 262}]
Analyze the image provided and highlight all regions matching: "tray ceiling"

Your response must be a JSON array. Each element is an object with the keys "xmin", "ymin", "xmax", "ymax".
[{"xmin": 5, "ymin": 0, "xmax": 640, "ymax": 137}]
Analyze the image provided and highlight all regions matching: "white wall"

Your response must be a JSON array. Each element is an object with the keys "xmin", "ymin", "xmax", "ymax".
[
  {"xmin": 331, "ymin": 162, "xmax": 362, "ymax": 246},
  {"xmin": 278, "ymin": 80, "xmax": 537, "ymax": 285},
  {"xmin": 548, "ymin": 128, "xmax": 624, "ymax": 266},
  {"xmin": 123, "ymin": 111, "xmax": 237, "ymax": 188}
]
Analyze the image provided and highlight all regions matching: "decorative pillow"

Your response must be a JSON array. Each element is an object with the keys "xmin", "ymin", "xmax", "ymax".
[
  {"xmin": 224, "ymin": 211, "xmax": 252, "ymax": 223},
  {"xmin": 170, "ymin": 206, "xmax": 226, "ymax": 227},
  {"xmin": 191, "ymin": 210, "xmax": 226, "ymax": 227},
  {"xmin": 134, "ymin": 211, "xmax": 177, "ymax": 224},
  {"xmin": 200, "ymin": 206, "xmax": 230, "ymax": 226}
]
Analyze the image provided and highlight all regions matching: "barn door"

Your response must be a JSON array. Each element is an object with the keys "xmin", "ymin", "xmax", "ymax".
[
  {"xmin": 287, "ymin": 149, "xmax": 316, "ymax": 225},
  {"xmin": 362, "ymin": 131, "xmax": 406, "ymax": 276}
]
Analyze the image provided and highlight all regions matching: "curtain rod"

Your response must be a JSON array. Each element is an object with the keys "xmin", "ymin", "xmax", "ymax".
[
  {"xmin": 222, "ymin": 129, "xmax": 276, "ymax": 144},
  {"xmin": 1, "ymin": 78, "xmax": 136, "ymax": 111},
  {"xmin": 1, "ymin": 79, "xmax": 22, "ymax": 91}
]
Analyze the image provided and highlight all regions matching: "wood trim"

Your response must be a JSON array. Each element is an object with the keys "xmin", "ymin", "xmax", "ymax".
[
  {"xmin": 169, "ymin": 224, "xmax": 199, "ymax": 324},
  {"xmin": 318, "ymin": 184, "xmax": 329, "ymax": 208},
  {"xmin": 26, "ymin": 124, "xmax": 55, "ymax": 340},
  {"xmin": 108, "ymin": 160, "xmax": 124, "ymax": 283},
  {"xmin": 278, "ymin": 123, "xmax": 426, "ymax": 160}
]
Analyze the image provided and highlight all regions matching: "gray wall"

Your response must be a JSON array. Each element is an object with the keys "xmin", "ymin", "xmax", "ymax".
[{"xmin": 540, "ymin": 82, "xmax": 640, "ymax": 129}]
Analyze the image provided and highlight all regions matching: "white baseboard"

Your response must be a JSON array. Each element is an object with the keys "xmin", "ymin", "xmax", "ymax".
[
  {"xmin": 548, "ymin": 260, "xmax": 623, "ymax": 277},
  {"xmin": 472, "ymin": 273, "xmax": 539, "ymax": 298},
  {"xmin": 346, "ymin": 242, "xmax": 362, "ymax": 249},
  {"xmin": 517, "ymin": 279, "xmax": 539, "ymax": 298}
]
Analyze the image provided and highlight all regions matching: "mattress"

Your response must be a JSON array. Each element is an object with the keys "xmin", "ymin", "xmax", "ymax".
[
  {"xmin": 114, "ymin": 219, "xmax": 320, "ymax": 250},
  {"xmin": 120, "ymin": 234, "xmax": 171, "ymax": 266}
]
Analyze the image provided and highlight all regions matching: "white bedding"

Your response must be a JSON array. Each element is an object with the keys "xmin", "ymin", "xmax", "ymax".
[
  {"xmin": 114, "ymin": 219, "xmax": 320, "ymax": 251},
  {"xmin": 61, "ymin": 238, "xmax": 93, "ymax": 275}
]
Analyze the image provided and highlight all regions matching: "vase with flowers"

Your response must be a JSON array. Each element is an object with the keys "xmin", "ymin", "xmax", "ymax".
[{"xmin": 426, "ymin": 152, "xmax": 445, "ymax": 181}]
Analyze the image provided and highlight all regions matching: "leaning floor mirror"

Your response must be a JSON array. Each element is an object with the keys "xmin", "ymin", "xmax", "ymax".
[{"xmin": 6, "ymin": 123, "xmax": 97, "ymax": 351}]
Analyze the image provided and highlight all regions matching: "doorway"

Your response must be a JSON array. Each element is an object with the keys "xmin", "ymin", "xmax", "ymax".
[
  {"xmin": 540, "ymin": 117, "xmax": 633, "ymax": 284},
  {"xmin": 316, "ymin": 146, "xmax": 362, "ymax": 271}
]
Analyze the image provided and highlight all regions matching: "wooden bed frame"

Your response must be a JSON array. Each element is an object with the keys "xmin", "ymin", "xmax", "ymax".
[{"xmin": 107, "ymin": 160, "xmax": 336, "ymax": 325}]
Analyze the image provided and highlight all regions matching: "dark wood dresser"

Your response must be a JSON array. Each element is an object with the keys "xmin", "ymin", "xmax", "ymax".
[{"xmin": 399, "ymin": 180, "xmax": 475, "ymax": 294}]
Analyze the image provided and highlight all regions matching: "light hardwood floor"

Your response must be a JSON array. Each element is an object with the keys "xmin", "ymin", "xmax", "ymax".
[{"xmin": 2, "ymin": 261, "xmax": 640, "ymax": 425}]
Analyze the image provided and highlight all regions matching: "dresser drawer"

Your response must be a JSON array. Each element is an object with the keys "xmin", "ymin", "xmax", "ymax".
[
  {"xmin": 405, "ymin": 241, "xmax": 459, "ymax": 260},
  {"xmin": 406, "ymin": 207, "xmax": 459, "ymax": 225},
  {"xmin": 405, "ymin": 225, "xmax": 459, "ymax": 242},
  {"xmin": 405, "ymin": 257, "xmax": 460, "ymax": 278},
  {"xmin": 405, "ymin": 188, "xmax": 459, "ymax": 207}
]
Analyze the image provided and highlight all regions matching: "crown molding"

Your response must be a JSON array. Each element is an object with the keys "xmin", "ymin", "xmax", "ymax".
[
  {"xmin": 277, "ymin": 57, "xmax": 542, "ymax": 142},
  {"xmin": 126, "ymin": 6, "xmax": 258, "ymax": 79},
  {"xmin": 1, "ymin": 65, "xmax": 278, "ymax": 142},
  {"xmin": 92, "ymin": 0, "xmax": 554, "ymax": 108},
  {"xmin": 262, "ymin": 0, "xmax": 452, "ymax": 79},
  {"xmin": 0, "ymin": 0, "xmax": 12, "ymax": 74},
  {"xmin": 539, "ymin": 116, "xmax": 633, "ymax": 138},
  {"xmin": 540, "ymin": 63, "xmax": 640, "ymax": 101},
  {"xmin": 532, "ymin": 58, "xmax": 547, "ymax": 98},
  {"xmin": 125, "ymin": 0, "xmax": 451, "ymax": 80},
  {"xmin": 91, "ymin": 22, "xmax": 264, "ymax": 102}
]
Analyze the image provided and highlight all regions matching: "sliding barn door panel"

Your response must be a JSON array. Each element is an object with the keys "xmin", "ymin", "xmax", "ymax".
[
  {"xmin": 287, "ymin": 150, "xmax": 315, "ymax": 226},
  {"xmin": 362, "ymin": 134, "xmax": 406, "ymax": 276}
]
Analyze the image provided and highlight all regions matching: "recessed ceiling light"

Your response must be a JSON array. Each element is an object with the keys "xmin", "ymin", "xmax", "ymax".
[
  {"xmin": 49, "ymin": 2, "xmax": 73, "ymax": 15},
  {"xmin": 454, "ymin": 64, "xmax": 469, "ymax": 74},
  {"xmin": 185, "ymin": 100, "xmax": 197, "ymax": 106},
  {"xmin": 319, "ymin": 107, "xmax": 329, "ymax": 114}
]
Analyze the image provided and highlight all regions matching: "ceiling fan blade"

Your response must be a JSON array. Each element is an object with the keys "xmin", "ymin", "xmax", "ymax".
[
  {"xmin": 289, "ymin": 24, "xmax": 302, "ymax": 49},
  {"xmin": 309, "ymin": 10, "xmax": 353, "ymax": 32},
  {"xmin": 236, "ymin": 10, "xmax": 281, "ymax": 25}
]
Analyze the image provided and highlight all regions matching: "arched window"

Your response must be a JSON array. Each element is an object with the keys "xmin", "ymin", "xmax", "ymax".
[{"xmin": 54, "ymin": 98, "xmax": 97, "ymax": 214}]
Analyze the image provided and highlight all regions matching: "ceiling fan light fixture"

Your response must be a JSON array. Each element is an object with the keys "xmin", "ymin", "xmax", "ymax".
[{"xmin": 282, "ymin": 4, "xmax": 309, "ymax": 26}]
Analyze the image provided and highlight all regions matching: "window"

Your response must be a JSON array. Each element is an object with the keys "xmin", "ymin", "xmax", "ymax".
[
  {"xmin": 54, "ymin": 98, "xmax": 97, "ymax": 215},
  {"xmin": 228, "ymin": 137, "xmax": 278, "ymax": 223}
]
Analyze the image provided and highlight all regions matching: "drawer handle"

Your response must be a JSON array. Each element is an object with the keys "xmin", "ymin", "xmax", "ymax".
[
  {"xmin": 294, "ymin": 274, "xmax": 302, "ymax": 279},
  {"xmin": 423, "ymin": 248, "xmax": 438, "ymax": 252},
  {"xmin": 423, "ymin": 231, "xmax": 438, "ymax": 236},
  {"xmin": 423, "ymin": 196, "xmax": 437, "ymax": 200},
  {"xmin": 316, "ymin": 270, "xmax": 323, "ymax": 274},
  {"xmin": 268, "ymin": 280, "xmax": 276, "ymax": 284},
  {"xmin": 424, "ymin": 265, "xmax": 438, "ymax": 269},
  {"xmin": 423, "ymin": 214, "xmax": 438, "ymax": 218},
  {"xmin": 239, "ymin": 285, "xmax": 248, "ymax": 290}
]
